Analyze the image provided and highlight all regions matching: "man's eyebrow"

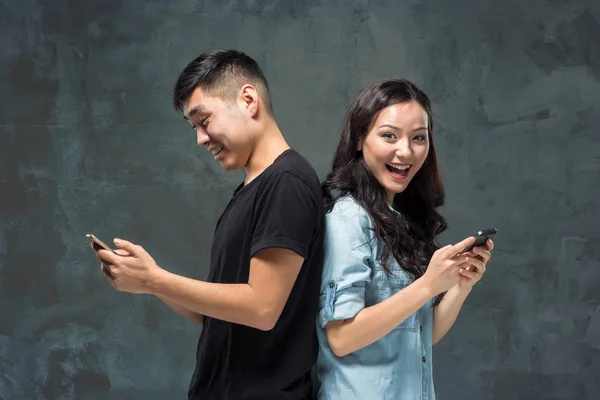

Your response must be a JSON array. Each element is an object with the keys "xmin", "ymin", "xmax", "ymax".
[{"xmin": 183, "ymin": 105, "xmax": 207, "ymax": 120}]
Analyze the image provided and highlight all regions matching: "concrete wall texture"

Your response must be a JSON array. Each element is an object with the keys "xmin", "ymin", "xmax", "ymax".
[{"xmin": 1, "ymin": 0, "xmax": 599, "ymax": 398}]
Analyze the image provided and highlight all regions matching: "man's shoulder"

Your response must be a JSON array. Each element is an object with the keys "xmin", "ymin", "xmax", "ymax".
[{"xmin": 264, "ymin": 149, "xmax": 321, "ymax": 189}]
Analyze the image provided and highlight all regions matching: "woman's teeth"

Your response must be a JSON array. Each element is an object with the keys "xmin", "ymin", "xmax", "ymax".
[{"xmin": 386, "ymin": 163, "xmax": 410, "ymax": 173}]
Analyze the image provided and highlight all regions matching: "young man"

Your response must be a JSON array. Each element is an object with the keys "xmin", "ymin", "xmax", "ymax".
[{"xmin": 93, "ymin": 49, "xmax": 325, "ymax": 399}]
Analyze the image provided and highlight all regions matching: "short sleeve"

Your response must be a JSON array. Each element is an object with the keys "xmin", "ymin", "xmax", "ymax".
[
  {"xmin": 318, "ymin": 198, "xmax": 373, "ymax": 328},
  {"xmin": 251, "ymin": 172, "xmax": 318, "ymax": 260}
]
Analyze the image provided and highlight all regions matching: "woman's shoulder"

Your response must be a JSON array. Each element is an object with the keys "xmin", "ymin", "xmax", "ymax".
[
  {"xmin": 329, "ymin": 194, "xmax": 364, "ymax": 215},
  {"xmin": 327, "ymin": 195, "xmax": 373, "ymax": 230},
  {"xmin": 325, "ymin": 195, "xmax": 375, "ymax": 251}
]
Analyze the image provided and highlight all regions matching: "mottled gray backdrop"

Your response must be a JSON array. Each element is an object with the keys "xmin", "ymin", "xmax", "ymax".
[{"xmin": 1, "ymin": 0, "xmax": 599, "ymax": 399}]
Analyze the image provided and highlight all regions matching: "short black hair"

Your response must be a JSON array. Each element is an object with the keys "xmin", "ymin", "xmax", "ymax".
[{"xmin": 172, "ymin": 49, "xmax": 272, "ymax": 113}]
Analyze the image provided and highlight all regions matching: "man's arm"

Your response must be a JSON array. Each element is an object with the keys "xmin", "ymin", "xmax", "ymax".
[
  {"xmin": 97, "ymin": 172, "xmax": 314, "ymax": 330},
  {"xmin": 149, "ymin": 247, "xmax": 303, "ymax": 331},
  {"xmin": 156, "ymin": 294, "xmax": 204, "ymax": 326},
  {"xmin": 100, "ymin": 249, "xmax": 204, "ymax": 326}
]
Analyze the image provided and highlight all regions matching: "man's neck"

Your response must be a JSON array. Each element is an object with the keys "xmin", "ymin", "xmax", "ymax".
[{"xmin": 244, "ymin": 121, "xmax": 290, "ymax": 185}]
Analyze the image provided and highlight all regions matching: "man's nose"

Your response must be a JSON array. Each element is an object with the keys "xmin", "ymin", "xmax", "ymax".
[{"xmin": 196, "ymin": 129, "xmax": 210, "ymax": 147}]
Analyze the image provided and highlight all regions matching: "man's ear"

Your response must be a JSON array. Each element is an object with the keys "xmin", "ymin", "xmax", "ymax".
[{"xmin": 238, "ymin": 84, "xmax": 259, "ymax": 117}]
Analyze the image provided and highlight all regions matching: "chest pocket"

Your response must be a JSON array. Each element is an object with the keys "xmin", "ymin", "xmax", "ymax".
[{"xmin": 379, "ymin": 275, "xmax": 419, "ymax": 332}]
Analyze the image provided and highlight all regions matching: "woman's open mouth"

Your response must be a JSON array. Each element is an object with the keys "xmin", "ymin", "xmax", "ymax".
[{"xmin": 386, "ymin": 163, "xmax": 411, "ymax": 179}]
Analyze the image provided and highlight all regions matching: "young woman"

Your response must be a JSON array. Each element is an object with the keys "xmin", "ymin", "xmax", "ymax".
[{"xmin": 315, "ymin": 79, "xmax": 494, "ymax": 399}]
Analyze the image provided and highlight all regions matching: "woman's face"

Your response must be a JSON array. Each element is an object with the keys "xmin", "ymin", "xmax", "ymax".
[{"xmin": 358, "ymin": 100, "xmax": 430, "ymax": 204}]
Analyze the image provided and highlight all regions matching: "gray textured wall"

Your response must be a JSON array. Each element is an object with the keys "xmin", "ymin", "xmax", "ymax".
[{"xmin": 1, "ymin": 0, "xmax": 599, "ymax": 399}]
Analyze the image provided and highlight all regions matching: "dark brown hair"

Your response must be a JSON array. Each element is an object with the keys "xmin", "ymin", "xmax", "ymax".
[{"xmin": 323, "ymin": 79, "xmax": 447, "ymax": 283}]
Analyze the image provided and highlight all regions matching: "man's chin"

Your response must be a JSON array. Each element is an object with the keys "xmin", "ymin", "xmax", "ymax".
[{"xmin": 219, "ymin": 160, "xmax": 240, "ymax": 172}]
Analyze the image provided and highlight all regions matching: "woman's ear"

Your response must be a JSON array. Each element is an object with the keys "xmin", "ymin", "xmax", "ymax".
[{"xmin": 357, "ymin": 136, "xmax": 363, "ymax": 152}]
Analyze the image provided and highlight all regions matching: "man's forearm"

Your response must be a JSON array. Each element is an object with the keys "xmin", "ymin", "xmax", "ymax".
[
  {"xmin": 156, "ymin": 294, "xmax": 204, "ymax": 326},
  {"xmin": 150, "ymin": 269, "xmax": 275, "ymax": 331},
  {"xmin": 432, "ymin": 285, "xmax": 471, "ymax": 344}
]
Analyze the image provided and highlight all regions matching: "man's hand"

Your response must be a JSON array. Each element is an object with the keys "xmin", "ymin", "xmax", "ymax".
[{"xmin": 94, "ymin": 239, "xmax": 164, "ymax": 294}]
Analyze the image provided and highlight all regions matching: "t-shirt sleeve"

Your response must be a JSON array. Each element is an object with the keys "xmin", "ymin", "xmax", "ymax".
[
  {"xmin": 318, "ymin": 199, "xmax": 374, "ymax": 328},
  {"xmin": 250, "ymin": 171, "xmax": 318, "ymax": 260}
]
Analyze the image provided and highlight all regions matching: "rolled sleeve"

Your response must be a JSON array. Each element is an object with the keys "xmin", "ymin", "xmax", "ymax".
[{"xmin": 318, "ymin": 198, "xmax": 373, "ymax": 328}]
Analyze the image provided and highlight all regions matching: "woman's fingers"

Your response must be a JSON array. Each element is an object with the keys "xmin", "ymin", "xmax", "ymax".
[{"xmin": 459, "ymin": 268, "xmax": 481, "ymax": 280}]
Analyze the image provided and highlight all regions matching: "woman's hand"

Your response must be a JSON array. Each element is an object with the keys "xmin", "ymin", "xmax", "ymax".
[
  {"xmin": 422, "ymin": 236, "xmax": 476, "ymax": 296},
  {"xmin": 457, "ymin": 239, "xmax": 494, "ymax": 291}
]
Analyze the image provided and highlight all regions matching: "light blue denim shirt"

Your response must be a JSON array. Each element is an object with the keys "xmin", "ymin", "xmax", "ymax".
[{"xmin": 315, "ymin": 195, "xmax": 436, "ymax": 400}]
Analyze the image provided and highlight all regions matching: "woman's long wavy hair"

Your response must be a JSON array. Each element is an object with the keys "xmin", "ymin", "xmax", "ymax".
[{"xmin": 323, "ymin": 79, "xmax": 447, "ymax": 289}]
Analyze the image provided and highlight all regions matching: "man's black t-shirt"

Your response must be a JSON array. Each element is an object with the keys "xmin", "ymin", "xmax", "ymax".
[{"xmin": 188, "ymin": 149, "xmax": 325, "ymax": 400}]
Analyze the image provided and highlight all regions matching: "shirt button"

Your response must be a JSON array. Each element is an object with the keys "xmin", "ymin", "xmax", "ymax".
[
  {"xmin": 329, "ymin": 282, "xmax": 334, "ymax": 288},
  {"xmin": 422, "ymin": 356, "xmax": 426, "ymax": 362},
  {"xmin": 420, "ymin": 325, "xmax": 423, "ymax": 332}
]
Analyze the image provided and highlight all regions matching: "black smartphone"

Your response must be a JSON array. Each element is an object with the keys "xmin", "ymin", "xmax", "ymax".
[{"xmin": 460, "ymin": 228, "xmax": 497, "ymax": 254}]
